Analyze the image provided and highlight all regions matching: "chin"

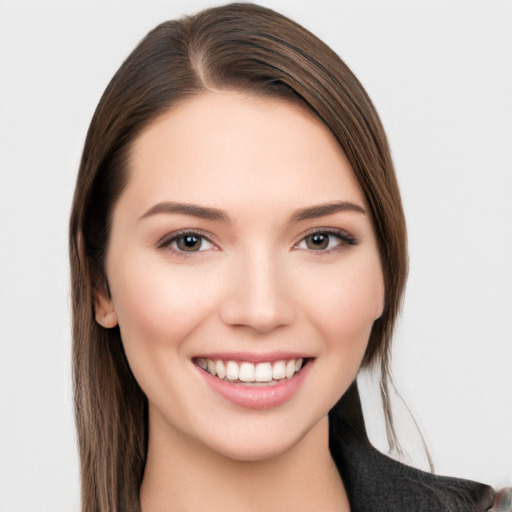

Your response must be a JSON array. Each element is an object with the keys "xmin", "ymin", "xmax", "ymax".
[
  {"xmin": 193, "ymin": 412, "xmax": 328, "ymax": 464},
  {"xmin": 206, "ymin": 433, "xmax": 302, "ymax": 463}
]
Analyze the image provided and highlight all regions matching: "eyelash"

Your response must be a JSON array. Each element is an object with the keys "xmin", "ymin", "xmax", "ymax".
[
  {"xmin": 156, "ymin": 229, "xmax": 217, "ymax": 255},
  {"xmin": 293, "ymin": 228, "xmax": 358, "ymax": 254},
  {"xmin": 156, "ymin": 228, "xmax": 358, "ymax": 256}
]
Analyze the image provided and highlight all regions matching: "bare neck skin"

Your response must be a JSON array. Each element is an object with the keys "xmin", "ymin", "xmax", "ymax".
[{"xmin": 140, "ymin": 414, "xmax": 350, "ymax": 512}]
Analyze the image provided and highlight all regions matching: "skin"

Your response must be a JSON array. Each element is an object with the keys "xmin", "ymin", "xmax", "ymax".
[{"xmin": 96, "ymin": 91, "xmax": 384, "ymax": 511}]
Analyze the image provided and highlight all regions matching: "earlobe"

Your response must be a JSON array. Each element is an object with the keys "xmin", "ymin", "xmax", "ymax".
[{"xmin": 94, "ymin": 287, "xmax": 118, "ymax": 328}]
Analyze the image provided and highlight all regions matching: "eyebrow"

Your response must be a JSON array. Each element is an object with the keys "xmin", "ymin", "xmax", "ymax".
[
  {"xmin": 139, "ymin": 202, "xmax": 233, "ymax": 223},
  {"xmin": 289, "ymin": 201, "xmax": 366, "ymax": 222}
]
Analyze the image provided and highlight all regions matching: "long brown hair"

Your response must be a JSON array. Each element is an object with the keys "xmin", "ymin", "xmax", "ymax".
[{"xmin": 69, "ymin": 3, "xmax": 408, "ymax": 511}]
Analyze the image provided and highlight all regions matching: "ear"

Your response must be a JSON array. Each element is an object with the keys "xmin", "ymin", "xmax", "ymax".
[{"xmin": 94, "ymin": 285, "xmax": 118, "ymax": 328}]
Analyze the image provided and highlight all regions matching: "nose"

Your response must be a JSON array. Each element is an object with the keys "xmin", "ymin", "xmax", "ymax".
[{"xmin": 219, "ymin": 250, "xmax": 296, "ymax": 333}]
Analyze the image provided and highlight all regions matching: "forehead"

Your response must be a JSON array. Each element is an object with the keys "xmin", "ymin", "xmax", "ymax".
[{"xmin": 123, "ymin": 91, "xmax": 365, "ymax": 216}]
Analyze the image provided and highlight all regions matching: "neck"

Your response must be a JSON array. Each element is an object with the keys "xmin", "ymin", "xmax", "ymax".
[{"xmin": 140, "ymin": 413, "xmax": 349, "ymax": 512}]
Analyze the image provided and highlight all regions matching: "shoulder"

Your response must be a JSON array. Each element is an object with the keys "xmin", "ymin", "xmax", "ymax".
[{"xmin": 329, "ymin": 420, "xmax": 494, "ymax": 512}]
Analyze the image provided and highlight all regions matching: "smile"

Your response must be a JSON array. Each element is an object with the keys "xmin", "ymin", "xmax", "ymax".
[
  {"xmin": 194, "ymin": 356, "xmax": 313, "ymax": 409},
  {"xmin": 195, "ymin": 357, "xmax": 306, "ymax": 386}
]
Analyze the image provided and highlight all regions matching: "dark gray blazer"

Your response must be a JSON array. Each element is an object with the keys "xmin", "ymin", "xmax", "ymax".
[{"xmin": 329, "ymin": 384, "xmax": 494, "ymax": 512}]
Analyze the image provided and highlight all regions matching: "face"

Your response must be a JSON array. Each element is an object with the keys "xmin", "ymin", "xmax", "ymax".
[{"xmin": 96, "ymin": 92, "xmax": 384, "ymax": 461}]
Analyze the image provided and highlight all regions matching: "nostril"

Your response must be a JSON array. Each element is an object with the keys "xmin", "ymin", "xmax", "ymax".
[{"xmin": 219, "ymin": 296, "xmax": 296, "ymax": 333}]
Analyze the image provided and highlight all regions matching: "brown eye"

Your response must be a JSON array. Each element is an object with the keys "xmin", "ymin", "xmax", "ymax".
[
  {"xmin": 296, "ymin": 230, "xmax": 357, "ymax": 252},
  {"xmin": 157, "ymin": 230, "xmax": 216, "ymax": 254},
  {"xmin": 159, "ymin": 232, "xmax": 215, "ymax": 253},
  {"xmin": 305, "ymin": 233, "xmax": 330, "ymax": 250},
  {"xmin": 176, "ymin": 235, "xmax": 203, "ymax": 252}
]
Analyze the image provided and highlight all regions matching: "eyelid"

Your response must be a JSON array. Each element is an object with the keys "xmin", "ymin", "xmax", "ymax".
[
  {"xmin": 293, "ymin": 227, "xmax": 358, "ymax": 251},
  {"xmin": 156, "ymin": 228, "xmax": 218, "ymax": 252}
]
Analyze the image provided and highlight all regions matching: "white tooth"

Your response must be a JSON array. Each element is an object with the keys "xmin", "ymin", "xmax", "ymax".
[
  {"xmin": 215, "ymin": 360, "xmax": 226, "ymax": 379},
  {"xmin": 285, "ymin": 359, "xmax": 295, "ymax": 378},
  {"xmin": 207, "ymin": 359, "xmax": 216, "ymax": 376},
  {"xmin": 255, "ymin": 362, "xmax": 273, "ymax": 382},
  {"xmin": 197, "ymin": 358, "xmax": 207, "ymax": 370},
  {"xmin": 295, "ymin": 358, "xmax": 303, "ymax": 371},
  {"xmin": 239, "ymin": 362, "xmax": 256, "ymax": 382},
  {"xmin": 272, "ymin": 360, "xmax": 286, "ymax": 380},
  {"xmin": 226, "ymin": 361, "xmax": 239, "ymax": 380}
]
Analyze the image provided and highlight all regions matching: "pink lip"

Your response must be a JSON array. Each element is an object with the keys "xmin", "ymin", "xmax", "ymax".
[{"xmin": 195, "ymin": 359, "xmax": 313, "ymax": 410}]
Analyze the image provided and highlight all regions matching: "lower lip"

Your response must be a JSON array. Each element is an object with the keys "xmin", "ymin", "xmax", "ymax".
[{"xmin": 196, "ymin": 360, "xmax": 313, "ymax": 410}]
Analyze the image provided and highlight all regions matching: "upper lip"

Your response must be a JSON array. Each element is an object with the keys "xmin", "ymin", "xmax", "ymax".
[{"xmin": 192, "ymin": 352, "xmax": 313, "ymax": 363}]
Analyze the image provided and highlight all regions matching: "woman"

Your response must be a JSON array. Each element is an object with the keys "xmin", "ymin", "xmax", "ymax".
[{"xmin": 69, "ymin": 3, "xmax": 507, "ymax": 511}]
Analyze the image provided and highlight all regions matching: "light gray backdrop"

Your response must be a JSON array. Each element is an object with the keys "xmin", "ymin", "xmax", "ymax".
[{"xmin": 0, "ymin": 1, "xmax": 511, "ymax": 511}]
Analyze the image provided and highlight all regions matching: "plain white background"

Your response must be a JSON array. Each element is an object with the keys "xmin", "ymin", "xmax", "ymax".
[{"xmin": 0, "ymin": 1, "xmax": 510, "ymax": 510}]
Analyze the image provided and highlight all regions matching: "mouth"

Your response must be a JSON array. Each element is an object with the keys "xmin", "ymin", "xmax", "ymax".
[{"xmin": 194, "ymin": 357, "xmax": 310, "ymax": 386}]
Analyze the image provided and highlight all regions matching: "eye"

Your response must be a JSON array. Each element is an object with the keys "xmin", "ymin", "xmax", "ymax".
[
  {"xmin": 157, "ymin": 231, "xmax": 215, "ymax": 253},
  {"xmin": 295, "ymin": 230, "xmax": 356, "ymax": 252}
]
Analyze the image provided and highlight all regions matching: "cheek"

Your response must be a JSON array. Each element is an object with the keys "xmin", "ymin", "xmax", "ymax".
[
  {"xmin": 108, "ymin": 255, "xmax": 218, "ymax": 359},
  {"xmin": 300, "ymin": 256, "xmax": 384, "ymax": 349}
]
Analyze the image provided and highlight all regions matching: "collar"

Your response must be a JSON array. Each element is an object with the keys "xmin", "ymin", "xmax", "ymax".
[{"xmin": 329, "ymin": 418, "xmax": 494, "ymax": 512}]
